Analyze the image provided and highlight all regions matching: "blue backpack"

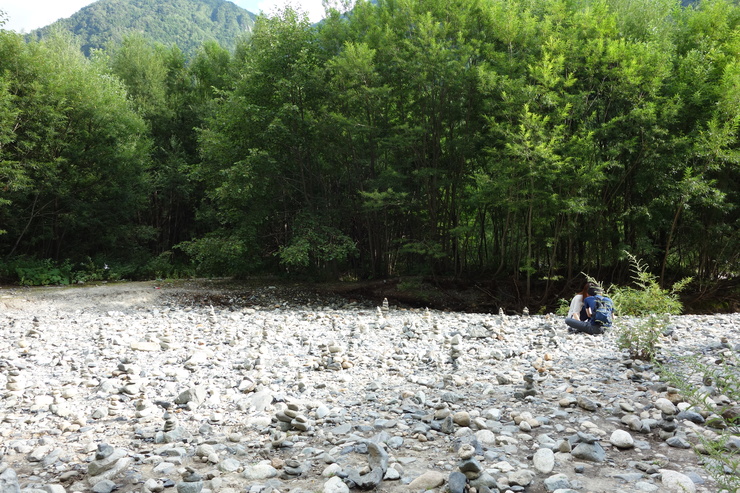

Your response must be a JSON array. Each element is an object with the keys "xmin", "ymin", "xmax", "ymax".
[{"xmin": 592, "ymin": 295, "xmax": 614, "ymax": 326}]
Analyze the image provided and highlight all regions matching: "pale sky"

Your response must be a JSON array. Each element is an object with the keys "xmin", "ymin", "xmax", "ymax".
[{"xmin": 1, "ymin": 0, "xmax": 328, "ymax": 33}]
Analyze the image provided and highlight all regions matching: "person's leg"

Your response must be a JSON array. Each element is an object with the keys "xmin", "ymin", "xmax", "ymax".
[
  {"xmin": 581, "ymin": 324, "xmax": 605, "ymax": 335},
  {"xmin": 565, "ymin": 318, "xmax": 592, "ymax": 333}
]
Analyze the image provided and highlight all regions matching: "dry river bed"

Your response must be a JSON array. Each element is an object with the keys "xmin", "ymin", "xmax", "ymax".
[{"xmin": 0, "ymin": 280, "xmax": 738, "ymax": 493}]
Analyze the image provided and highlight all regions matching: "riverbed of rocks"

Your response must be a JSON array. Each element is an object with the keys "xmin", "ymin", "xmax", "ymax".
[{"xmin": 0, "ymin": 281, "xmax": 738, "ymax": 493}]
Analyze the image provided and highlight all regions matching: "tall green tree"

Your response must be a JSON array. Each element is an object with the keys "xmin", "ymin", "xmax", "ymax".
[
  {"xmin": 0, "ymin": 30, "xmax": 151, "ymax": 260},
  {"xmin": 107, "ymin": 34, "xmax": 205, "ymax": 255},
  {"xmin": 195, "ymin": 7, "xmax": 358, "ymax": 276}
]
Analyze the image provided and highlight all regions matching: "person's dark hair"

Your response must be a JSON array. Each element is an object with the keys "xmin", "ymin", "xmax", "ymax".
[
  {"xmin": 579, "ymin": 282, "xmax": 591, "ymax": 299},
  {"xmin": 588, "ymin": 285, "xmax": 603, "ymax": 296}
]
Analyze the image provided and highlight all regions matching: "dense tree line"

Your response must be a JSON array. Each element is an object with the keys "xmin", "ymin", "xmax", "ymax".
[{"xmin": 0, "ymin": 0, "xmax": 738, "ymax": 298}]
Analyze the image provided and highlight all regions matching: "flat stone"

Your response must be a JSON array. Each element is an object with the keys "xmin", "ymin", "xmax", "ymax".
[
  {"xmin": 87, "ymin": 457, "xmax": 133, "ymax": 485},
  {"xmin": 676, "ymin": 410, "xmax": 704, "ymax": 424},
  {"xmin": 635, "ymin": 481, "xmax": 659, "ymax": 491},
  {"xmin": 218, "ymin": 458, "xmax": 241, "ymax": 473},
  {"xmin": 407, "ymin": 471, "xmax": 446, "ymax": 490},
  {"xmin": 448, "ymin": 471, "xmax": 467, "ymax": 493},
  {"xmin": 610, "ymin": 430, "xmax": 634, "ymax": 449},
  {"xmin": 666, "ymin": 436, "xmax": 691, "ymax": 449},
  {"xmin": 571, "ymin": 442, "xmax": 605, "ymax": 462},
  {"xmin": 175, "ymin": 481, "xmax": 203, "ymax": 493},
  {"xmin": 614, "ymin": 472, "xmax": 644, "ymax": 482},
  {"xmin": 577, "ymin": 396, "xmax": 598, "ymax": 411},
  {"xmin": 87, "ymin": 449, "xmax": 127, "ymax": 476},
  {"xmin": 331, "ymin": 424, "xmax": 352, "ymax": 435},
  {"xmin": 323, "ymin": 476, "xmax": 349, "ymax": 493},
  {"xmin": 507, "ymin": 469, "xmax": 535, "ymax": 486},
  {"xmin": 27, "ymin": 446, "xmax": 52, "ymax": 462},
  {"xmin": 42, "ymin": 486, "xmax": 66, "ymax": 493},
  {"xmin": 660, "ymin": 469, "xmax": 696, "ymax": 492},
  {"xmin": 91, "ymin": 480, "xmax": 117, "ymax": 493},
  {"xmin": 533, "ymin": 448, "xmax": 555, "ymax": 474},
  {"xmin": 241, "ymin": 463, "xmax": 278, "ymax": 480},
  {"xmin": 131, "ymin": 341, "xmax": 160, "ymax": 351},
  {"xmin": 543, "ymin": 473, "xmax": 570, "ymax": 491}
]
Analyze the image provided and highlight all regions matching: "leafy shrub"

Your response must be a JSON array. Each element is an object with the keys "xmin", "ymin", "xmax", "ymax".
[
  {"xmin": 16, "ymin": 259, "xmax": 72, "ymax": 286},
  {"xmin": 70, "ymin": 257, "xmax": 116, "ymax": 283},
  {"xmin": 609, "ymin": 252, "xmax": 691, "ymax": 317},
  {"xmin": 178, "ymin": 234, "xmax": 251, "ymax": 276},
  {"xmin": 5, "ymin": 257, "xmax": 124, "ymax": 286},
  {"xmin": 588, "ymin": 253, "xmax": 691, "ymax": 360},
  {"xmin": 277, "ymin": 215, "xmax": 358, "ymax": 276},
  {"xmin": 0, "ymin": 256, "xmax": 181, "ymax": 285},
  {"xmin": 134, "ymin": 251, "xmax": 196, "ymax": 280},
  {"xmin": 555, "ymin": 297, "xmax": 570, "ymax": 317},
  {"xmin": 616, "ymin": 314, "xmax": 670, "ymax": 360},
  {"xmin": 398, "ymin": 277, "xmax": 423, "ymax": 293}
]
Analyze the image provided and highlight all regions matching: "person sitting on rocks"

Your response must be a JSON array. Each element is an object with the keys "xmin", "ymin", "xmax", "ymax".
[
  {"xmin": 567, "ymin": 282, "xmax": 591, "ymax": 321},
  {"xmin": 565, "ymin": 285, "xmax": 614, "ymax": 335}
]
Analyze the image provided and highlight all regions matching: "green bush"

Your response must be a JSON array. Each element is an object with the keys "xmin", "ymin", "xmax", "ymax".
[
  {"xmin": 16, "ymin": 259, "xmax": 72, "ymax": 286},
  {"xmin": 555, "ymin": 297, "xmax": 570, "ymax": 317},
  {"xmin": 0, "ymin": 256, "xmax": 181, "ymax": 285},
  {"xmin": 277, "ymin": 215, "xmax": 358, "ymax": 275},
  {"xmin": 70, "ymin": 257, "xmax": 117, "ymax": 283},
  {"xmin": 5, "ymin": 257, "xmax": 124, "ymax": 286},
  {"xmin": 616, "ymin": 314, "xmax": 669, "ymax": 360},
  {"xmin": 177, "ymin": 234, "xmax": 253, "ymax": 277},
  {"xmin": 609, "ymin": 252, "xmax": 691, "ymax": 317},
  {"xmin": 589, "ymin": 253, "xmax": 690, "ymax": 361}
]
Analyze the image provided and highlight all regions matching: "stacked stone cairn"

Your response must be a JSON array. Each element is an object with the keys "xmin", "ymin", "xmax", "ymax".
[
  {"xmin": 448, "ymin": 334, "xmax": 463, "ymax": 369},
  {"xmin": 514, "ymin": 372, "xmax": 537, "ymax": 399},
  {"xmin": 275, "ymin": 402, "xmax": 312, "ymax": 433},
  {"xmin": 176, "ymin": 467, "xmax": 203, "ymax": 493},
  {"xmin": 5, "ymin": 364, "xmax": 25, "ymax": 394},
  {"xmin": 26, "ymin": 316, "xmax": 42, "ymax": 338},
  {"xmin": 316, "ymin": 341, "xmax": 352, "ymax": 371}
]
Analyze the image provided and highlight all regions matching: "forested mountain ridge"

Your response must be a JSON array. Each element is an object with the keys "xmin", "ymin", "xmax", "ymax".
[{"xmin": 26, "ymin": 0, "xmax": 256, "ymax": 56}]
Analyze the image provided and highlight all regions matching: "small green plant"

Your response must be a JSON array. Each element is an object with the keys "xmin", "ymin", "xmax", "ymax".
[
  {"xmin": 659, "ymin": 351, "xmax": 740, "ymax": 492},
  {"xmin": 601, "ymin": 253, "xmax": 691, "ymax": 361},
  {"xmin": 555, "ymin": 297, "xmax": 570, "ymax": 317},
  {"xmin": 616, "ymin": 314, "xmax": 669, "ymax": 360}
]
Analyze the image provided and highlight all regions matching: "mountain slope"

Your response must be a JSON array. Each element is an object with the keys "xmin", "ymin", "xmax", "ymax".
[{"xmin": 28, "ymin": 0, "xmax": 256, "ymax": 56}]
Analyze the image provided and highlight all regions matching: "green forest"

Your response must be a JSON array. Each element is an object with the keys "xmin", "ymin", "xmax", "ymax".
[{"xmin": 0, "ymin": 0, "xmax": 738, "ymax": 306}]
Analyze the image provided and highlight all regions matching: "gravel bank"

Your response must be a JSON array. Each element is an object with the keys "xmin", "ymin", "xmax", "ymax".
[{"xmin": 0, "ymin": 281, "xmax": 737, "ymax": 493}]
